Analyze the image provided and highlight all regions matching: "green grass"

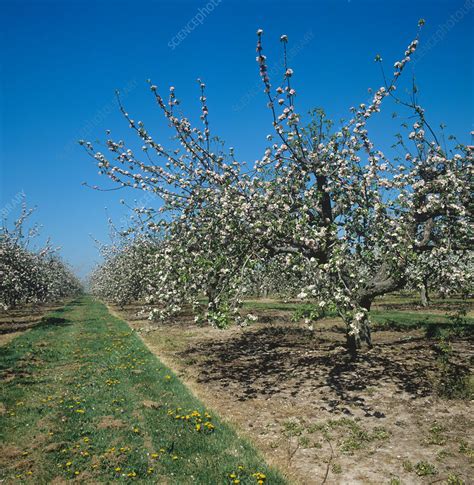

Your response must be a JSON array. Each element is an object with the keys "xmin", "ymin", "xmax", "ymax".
[
  {"xmin": 241, "ymin": 298, "xmax": 473, "ymax": 337},
  {"xmin": 371, "ymin": 309, "xmax": 473, "ymax": 325},
  {"xmin": 0, "ymin": 296, "xmax": 286, "ymax": 484},
  {"xmin": 371, "ymin": 309, "xmax": 474, "ymax": 337}
]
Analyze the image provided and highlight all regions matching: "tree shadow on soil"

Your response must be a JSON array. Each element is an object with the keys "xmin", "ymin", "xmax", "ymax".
[
  {"xmin": 179, "ymin": 326, "xmax": 445, "ymax": 416},
  {"xmin": 0, "ymin": 316, "xmax": 71, "ymax": 386},
  {"xmin": 0, "ymin": 316, "xmax": 71, "ymax": 335},
  {"xmin": 36, "ymin": 316, "xmax": 71, "ymax": 330}
]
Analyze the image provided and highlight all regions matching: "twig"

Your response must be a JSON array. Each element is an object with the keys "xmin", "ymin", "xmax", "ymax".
[{"xmin": 321, "ymin": 432, "xmax": 334, "ymax": 485}]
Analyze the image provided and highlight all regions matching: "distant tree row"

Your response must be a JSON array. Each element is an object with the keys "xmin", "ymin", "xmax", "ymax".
[{"xmin": 0, "ymin": 207, "xmax": 82, "ymax": 310}]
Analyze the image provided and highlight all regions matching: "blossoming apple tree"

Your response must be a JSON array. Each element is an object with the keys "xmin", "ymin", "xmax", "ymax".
[
  {"xmin": 249, "ymin": 26, "xmax": 472, "ymax": 354},
  {"xmin": 85, "ymin": 24, "xmax": 472, "ymax": 355}
]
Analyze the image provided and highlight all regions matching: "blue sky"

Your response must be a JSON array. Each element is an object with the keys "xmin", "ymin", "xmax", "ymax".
[{"xmin": 0, "ymin": 0, "xmax": 472, "ymax": 278}]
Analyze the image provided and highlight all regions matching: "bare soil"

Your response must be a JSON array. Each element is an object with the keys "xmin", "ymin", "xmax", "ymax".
[
  {"xmin": 96, "ymin": 416, "xmax": 126, "ymax": 430},
  {"xmin": 111, "ymin": 302, "xmax": 474, "ymax": 485}
]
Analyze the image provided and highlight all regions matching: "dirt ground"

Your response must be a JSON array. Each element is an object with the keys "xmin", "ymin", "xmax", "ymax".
[{"xmin": 111, "ymin": 302, "xmax": 474, "ymax": 485}]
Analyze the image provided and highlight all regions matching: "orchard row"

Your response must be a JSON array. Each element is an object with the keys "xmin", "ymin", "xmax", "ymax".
[
  {"xmin": 0, "ymin": 207, "xmax": 82, "ymax": 311},
  {"xmin": 86, "ymin": 25, "xmax": 470, "ymax": 355}
]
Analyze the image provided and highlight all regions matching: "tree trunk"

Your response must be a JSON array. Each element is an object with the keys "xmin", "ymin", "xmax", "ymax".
[
  {"xmin": 345, "ymin": 296, "xmax": 373, "ymax": 359},
  {"xmin": 206, "ymin": 284, "xmax": 218, "ymax": 315},
  {"xmin": 420, "ymin": 281, "xmax": 429, "ymax": 307},
  {"xmin": 346, "ymin": 333, "xmax": 359, "ymax": 360}
]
